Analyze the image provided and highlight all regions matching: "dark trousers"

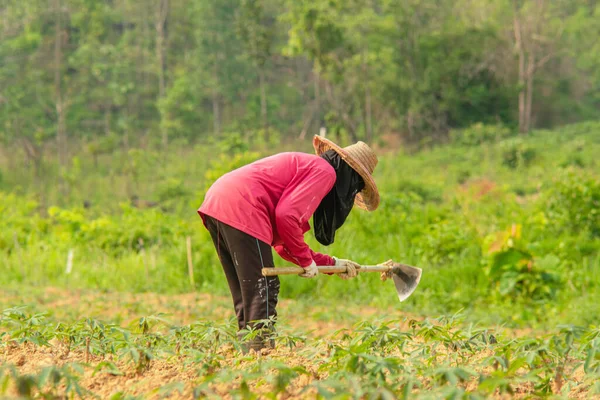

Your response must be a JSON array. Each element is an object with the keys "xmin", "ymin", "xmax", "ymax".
[{"xmin": 204, "ymin": 215, "xmax": 280, "ymax": 333}]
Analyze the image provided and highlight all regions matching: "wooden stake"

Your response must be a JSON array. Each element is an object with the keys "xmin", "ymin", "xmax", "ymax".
[
  {"xmin": 139, "ymin": 238, "xmax": 148, "ymax": 282},
  {"xmin": 85, "ymin": 336, "xmax": 91, "ymax": 363},
  {"xmin": 65, "ymin": 249, "xmax": 74, "ymax": 274},
  {"xmin": 13, "ymin": 233, "xmax": 25, "ymax": 280},
  {"xmin": 186, "ymin": 236, "xmax": 195, "ymax": 288},
  {"xmin": 151, "ymin": 250, "xmax": 157, "ymax": 271}
]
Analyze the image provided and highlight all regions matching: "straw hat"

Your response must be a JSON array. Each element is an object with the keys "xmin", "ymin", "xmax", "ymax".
[{"xmin": 313, "ymin": 135, "xmax": 380, "ymax": 211}]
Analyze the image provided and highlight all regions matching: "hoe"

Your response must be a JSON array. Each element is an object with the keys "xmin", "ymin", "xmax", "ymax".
[{"xmin": 262, "ymin": 260, "xmax": 422, "ymax": 302}]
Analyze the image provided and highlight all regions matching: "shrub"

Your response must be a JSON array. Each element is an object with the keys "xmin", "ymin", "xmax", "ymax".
[
  {"xmin": 247, "ymin": 128, "xmax": 281, "ymax": 148},
  {"xmin": 395, "ymin": 179, "xmax": 443, "ymax": 203},
  {"xmin": 456, "ymin": 169, "xmax": 471, "ymax": 184},
  {"xmin": 45, "ymin": 204, "xmax": 194, "ymax": 255},
  {"xmin": 156, "ymin": 178, "xmax": 189, "ymax": 204},
  {"xmin": 216, "ymin": 132, "xmax": 249, "ymax": 154},
  {"xmin": 545, "ymin": 169, "xmax": 600, "ymax": 237},
  {"xmin": 416, "ymin": 217, "xmax": 478, "ymax": 264},
  {"xmin": 500, "ymin": 138, "xmax": 537, "ymax": 169},
  {"xmin": 560, "ymin": 153, "xmax": 586, "ymax": 168},
  {"xmin": 450, "ymin": 123, "xmax": 513, "ymax": 147},
  {"xmin": 85, "ymin": 133, "xmax": 120, "ymax": 165},
  {"xmin": 483, "ymin": 225, "xmax": 562, "ymax": 300},
  {"xmin": 0, "ymin": 193, "xmax": 45, "ymax": 250}
]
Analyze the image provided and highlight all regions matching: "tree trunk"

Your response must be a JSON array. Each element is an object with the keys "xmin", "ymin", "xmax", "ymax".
[
  {"xmin": 21, "ymin": 137, "xmax": 43, "ymax": 180},
  {"xmin": 57, "ymin": 102, "xmax": 67, "ymax": 164},
  {"xmin": 155, "ymin": 0, "xmax": 169, "ymax": 148},
  {"xmin": 513, "ymin": 12, "xmax": 526, "ymax": 134},
  {"xmin": 259, "ymin": 67, "xmax": 268, "ymax": 141},
  {"xmin": 299, "ymin": 73, "xmax": 320, "ymax": 140},
  {"xmin": 299, "ymin": 106, "xmax": 316, "ymax": 140},
  {"xmin": 362, "ymin": 51, "xmax": 373, "ymax": 142},
  {"xmin": 324, "ymin": 82, "xmax": 359, "ymax": 142},
  {"xmin": 212, "ymin": 65, "xmax": 221, "ymax": 136},
  {"xmin": 212, "ymin": 89, "xmax": 221, "ymax": 137},
  {"xmin": 141, "ymin": 4, "xmax": 149, "ymax": 90},
  {"xmin": 104, "ymin": 107, "xmax": 111, "ymax": 136},
  {"xmin": 1, "ymin": 0, "xmax": 6, "ymax": 41},
  {"xmin": 136, "ymin": 2, "xmax": 148, "ymax": 140},
  {"xmin": 407, "ymin": 110, "xmax": 415, "ymax": 139},
  {"xmin": 524, "ymin": 53, "xmax": 536, "ymax": 133},
  {"xmin": 365, "ymin": 81, "xmax": 373, "ymax": 142},
  {"xmin": 54, "ymin": 0, "xmax": 67, "ymax": 167},
  {"xmin": 315, "ymin": 71, "xmax": 320, "ymax": 126}
]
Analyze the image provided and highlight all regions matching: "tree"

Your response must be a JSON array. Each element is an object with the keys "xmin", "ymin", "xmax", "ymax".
[
  {"xmin": 563, "ymin": 3, "xmax": 600, "ymax": 119},
  {"xmin": 285, "ymin": 0, "xmax": 514, "ymax": 142},
  {"xmin": 54, "ymin": 0, "xmax": 68, "ymax": 171},
  {"xmin": 236, "ymin": 0, "xmax": 275, "ymax": 138},
  {"xmin": 158, "ymin": 0, "xmax": 254, "ymax": 141},
  {"xmin": 508, "ymin": 0, "xmax": 595, "ymax": 132},
  {"xmin": 0, "ymin": 0, "xmax": 54, "ymax": 176},
  {"xmin": 1, "ymin": 0, "xmax": 599, "ymax": 159},
  {"xmin": 155, "ymin": 0, "xmax": 169, "ymax": 147},
  {"xmin": 284, "ymin": 0, "xmax": 371, "ymax": 141}
]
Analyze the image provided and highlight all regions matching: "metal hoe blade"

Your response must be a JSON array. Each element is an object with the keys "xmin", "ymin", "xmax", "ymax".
[{"xmin": 391, "ymin": 264, "xmax": 422, "ymax": 302}]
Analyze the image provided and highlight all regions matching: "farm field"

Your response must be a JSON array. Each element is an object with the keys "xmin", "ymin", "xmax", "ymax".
[
  {"xmin": 2, "ymin": 121, "xmax": 600, "ymax": 398},
  {"xmin": 3, "ymin": 1, "xmax": 600, "ymax": 397},
  {"xmin": 2, "ymin": 286, "xmax": 600, "ymax": 399}
]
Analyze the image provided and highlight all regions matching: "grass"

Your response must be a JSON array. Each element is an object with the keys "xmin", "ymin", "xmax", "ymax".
[
  {"xmin": 1, "ymin": 123, "xmax": 600, "ymax": 328},
  {"xmin": 1, "ymin": 121, "xmax": 600, "ymax": 397}
]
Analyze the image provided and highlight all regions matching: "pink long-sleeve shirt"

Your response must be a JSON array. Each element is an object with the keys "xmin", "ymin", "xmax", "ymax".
[{"xmin": 198, "ymin": 152, "xmax": 337, "ymax": 268}]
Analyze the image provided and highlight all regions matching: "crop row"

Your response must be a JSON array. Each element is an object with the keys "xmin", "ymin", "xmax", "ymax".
[{"xmin": 2, "ymin": 308, "xmax": 600, "ymax": 398}]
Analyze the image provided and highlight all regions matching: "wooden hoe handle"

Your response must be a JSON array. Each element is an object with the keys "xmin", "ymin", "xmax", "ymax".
[{"xmin": 261, "ymin": 265, "xmax": 392, "ymax": 276}]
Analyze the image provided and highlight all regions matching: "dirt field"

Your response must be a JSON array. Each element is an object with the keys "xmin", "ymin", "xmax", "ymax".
[
  {"xmin": 0, "ymin": 287, "xmax": 397, "ymax": 399},
  {"xmin": 0, "ymin": 287, "xmax": 596, "ymax": 399}
]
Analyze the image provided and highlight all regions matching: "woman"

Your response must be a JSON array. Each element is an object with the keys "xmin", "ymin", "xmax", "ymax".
[{"xmin": 198, "ymin": 135, "xmax": 379, "ymax": 352}]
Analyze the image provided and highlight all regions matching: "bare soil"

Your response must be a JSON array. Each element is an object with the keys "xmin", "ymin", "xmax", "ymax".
[{"xmin": 0, "ymin": 287, "xmax": 595, "ymax": 399}]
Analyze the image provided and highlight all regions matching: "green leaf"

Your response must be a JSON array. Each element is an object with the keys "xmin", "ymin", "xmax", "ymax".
[
  {"xmin": 507, "ymin": 357, "xmax": 529, "ymax": 376},
  {"xmin": 536, "ymin": 254, "xmax": 561, "ymax": 270},
  {"xmin": 155, "ymin": 381, "xmax": 185, "ymax": 398},
  {"xmin": 585, "ymin": 348, "xmax": 597, "ymax": 374},
  {"xmin": 498, "ymin": 272, "xmax": 519, "ymax": 295},
  {"xmin": 92, "ymin": 361, "xmax": 123, "ymax": 377},
  {"xmin": 491, "ymin": 249, "xmax": 530, "ymax": 275}
]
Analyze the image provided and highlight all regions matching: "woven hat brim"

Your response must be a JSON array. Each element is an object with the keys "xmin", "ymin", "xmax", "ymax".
[{"xmin": 313, "ymin": 136, "xmax": 380, "ymax": 211}]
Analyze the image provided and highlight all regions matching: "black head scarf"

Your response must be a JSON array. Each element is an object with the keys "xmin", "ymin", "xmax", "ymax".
[{"xmin": 313, "ymin": 149, "xmax": 365, "ymax": 245}]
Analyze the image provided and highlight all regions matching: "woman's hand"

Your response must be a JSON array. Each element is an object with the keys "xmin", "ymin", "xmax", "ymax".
[
  {"xmin": 334, "ymin": 258, "xmax": 360, "ymax": 280},
  {"xmin": 299, "ymin": 260, "xmax": 319, "ymax": 278}
]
